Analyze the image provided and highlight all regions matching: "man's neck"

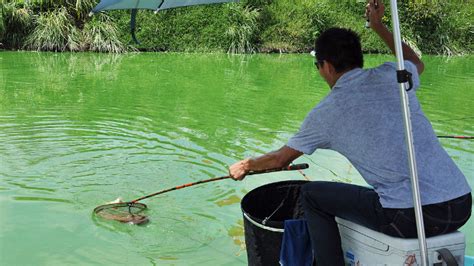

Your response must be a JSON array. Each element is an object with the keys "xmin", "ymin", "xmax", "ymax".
[{"xmin": 329, "ymin": 69, "xmax": 351, "ymax": 89}]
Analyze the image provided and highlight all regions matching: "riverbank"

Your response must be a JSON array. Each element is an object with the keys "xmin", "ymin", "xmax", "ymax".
[{"xmin": 1, "ymin": 1, "xmax": 473, "ymax": 55}]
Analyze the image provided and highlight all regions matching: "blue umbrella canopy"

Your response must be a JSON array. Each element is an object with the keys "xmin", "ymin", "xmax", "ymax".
[
  {"xmin": 91, "ymin": 0, "xmax": 238, "ymax": 13},
  {"xmin": 90, "ymin": 0, "xmax": 238, "ymax": 44}
]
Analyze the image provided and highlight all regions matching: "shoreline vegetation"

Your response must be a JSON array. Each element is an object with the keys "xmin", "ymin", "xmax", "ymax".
[{"xmin": 1, "ymin": 0, "xmax": 472, "ymax": 55}]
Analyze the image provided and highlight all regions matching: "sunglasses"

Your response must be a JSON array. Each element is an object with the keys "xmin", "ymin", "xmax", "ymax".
[{"xmin": 314, "ymin": 60, "xmax": 324, "ymax": 70}]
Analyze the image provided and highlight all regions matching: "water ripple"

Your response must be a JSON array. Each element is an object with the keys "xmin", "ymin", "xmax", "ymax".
[{"xmin": 12, "ymin": 196, "xmax": 73, "ymax": 204}]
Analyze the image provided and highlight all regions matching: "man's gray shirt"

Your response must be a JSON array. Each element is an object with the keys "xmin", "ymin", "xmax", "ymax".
[{"xmin": 287, "ymin": 61, "xmax": 471, "ymax": 208}]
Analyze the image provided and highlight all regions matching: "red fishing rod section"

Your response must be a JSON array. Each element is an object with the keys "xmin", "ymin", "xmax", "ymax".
[{"xmin": 130, "ymin": 163, "xmax": 309, "ymax": 203}]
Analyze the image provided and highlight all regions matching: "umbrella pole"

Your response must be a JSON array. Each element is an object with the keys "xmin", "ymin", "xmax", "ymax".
[{"xmin": 389, "ymin": 0, "xmax": 429, "ymax": 264}]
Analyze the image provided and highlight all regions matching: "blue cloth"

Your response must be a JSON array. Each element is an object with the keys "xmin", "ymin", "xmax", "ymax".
[
  {"xmin": 465, "ymin": 255, "xmax": 474, "ymax": 266},
  {"xmin": 280, "ymin": 219, "xmax": 313, "ymax": 266},
  {"xmin": 287, "ymin": 61, "xmax": 471, "ymax": 208}
]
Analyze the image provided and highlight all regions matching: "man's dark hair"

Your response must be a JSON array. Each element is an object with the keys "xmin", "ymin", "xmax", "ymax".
[{"xmin": 315, "ymin": 28, "xmax": 363, "ymax": 73}]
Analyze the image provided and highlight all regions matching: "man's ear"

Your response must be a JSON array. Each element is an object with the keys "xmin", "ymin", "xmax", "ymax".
[{"xmin": 324, "ymin": 61, "xmax": 337, "ymax": 75}]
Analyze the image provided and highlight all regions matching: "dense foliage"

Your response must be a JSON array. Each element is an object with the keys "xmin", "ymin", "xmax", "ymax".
[
  {"xmin": 1, "ymin": 0, "xmax": 472, "ymax": 55},
  {"xmin": 1, "ymin": 0, "xmax": 126, "ymax": 52}
]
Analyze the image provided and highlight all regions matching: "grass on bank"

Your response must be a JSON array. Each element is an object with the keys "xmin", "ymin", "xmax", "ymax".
[
  {"xmin": 225, "ymin": 5, "xmax": 260, "ymax": 54},
  {"xmin": 82, "ymin": 14, "xmax": 126, "ymax": 53},
  {"xmin": 25, "ymin": 7, "xmax": 80, "ymax": 51}
]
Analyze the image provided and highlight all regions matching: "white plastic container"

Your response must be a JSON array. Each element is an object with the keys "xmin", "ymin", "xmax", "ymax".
[{"xmin": 336, "ymin": 217, "xmax": 465, "ymax": 265}]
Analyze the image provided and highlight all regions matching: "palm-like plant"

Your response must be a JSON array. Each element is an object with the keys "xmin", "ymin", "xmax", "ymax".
[
  {"xmin": 25, "ymin": 7, "xmax": 81, "ymax": 51},
  {"xmin": 2, "ymin": 2, "xmax": 33, "ymax": 49},
  {"xmin": 83, "ymin": 13, "xmax": 127, "ymax": 53},
  {"xmin": 3, "ymin": 0, "xmax": 127, "ymax": 52},
  {"xmin": 27, "ymin": 0, "xmax": 96, "ymax": 24},
  {"xmin": 0, "ymin": 8, "xmax": 4, "ymax": 46}
]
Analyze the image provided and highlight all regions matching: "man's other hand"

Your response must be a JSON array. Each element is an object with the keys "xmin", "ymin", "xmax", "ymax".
[{"xmin": 366, "ymin": 0, "xmax": 385, "ymax": 30}]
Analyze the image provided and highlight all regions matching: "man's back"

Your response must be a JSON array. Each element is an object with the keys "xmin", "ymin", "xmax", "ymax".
[{"xmin": 317, "ymin": 61, "xmax": 470, "ymax": 208}]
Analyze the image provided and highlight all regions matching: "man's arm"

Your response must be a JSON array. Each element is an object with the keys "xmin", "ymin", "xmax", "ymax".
[
  {"xmin": 229, "ymin": 146, "xmax": 303, "ymax": 180},
  {"xmin": 367, "ymin": 0, "xmax": 424, "ymax": 75}
]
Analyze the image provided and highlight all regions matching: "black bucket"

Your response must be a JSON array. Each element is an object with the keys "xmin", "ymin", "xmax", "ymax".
[{"xmin": 241, "ymin": 180, "xmax": 309, "ymax": 266}]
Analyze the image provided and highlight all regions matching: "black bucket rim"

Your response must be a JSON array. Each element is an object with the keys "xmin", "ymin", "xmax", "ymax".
[{"xmin": 241, "ymin": 180, "xmax": 309, "ymax": 231}]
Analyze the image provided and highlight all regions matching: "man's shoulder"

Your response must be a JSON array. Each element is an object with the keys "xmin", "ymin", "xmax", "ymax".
[
  {"xmin": 371, "ymin": 61, "xmax": 397, "ymax": 72},
  {"xmin": 371, "ymin": 60, "xmax": 418, "ymax": 73},
  {"xmin": 358, "ymin": 62, "xmax": 399, "ymax": 84},
  {"xmin": 369, "ymin": 60, "xmax": 421, "ymax": 90}
]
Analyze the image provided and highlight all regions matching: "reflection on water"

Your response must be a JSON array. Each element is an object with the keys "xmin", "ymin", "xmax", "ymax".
[{"xmin": 0, "ymin": 52, "xmax": 473, "ymax": 265}]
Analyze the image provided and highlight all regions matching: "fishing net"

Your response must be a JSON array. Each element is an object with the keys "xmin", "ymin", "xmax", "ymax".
[
  {"xmin": 91, "ymin": 164, "xmax": 310, "ymax": 225},
  {"xmin": 93, "ymin": 202, "xmax": 149, "ymax": 225}
]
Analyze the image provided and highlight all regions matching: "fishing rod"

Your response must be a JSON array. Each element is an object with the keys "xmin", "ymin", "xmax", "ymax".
[
  {"xmin": 437, "ymin": 135, "xmax": 473, "ymax": 139},
  {"xmin": 93, "ymin": 163, "xmax": 310, "ymax": 224},
  {"xmin": 130, "ymin": 163, "xmax": 309, "ymax": 203}
]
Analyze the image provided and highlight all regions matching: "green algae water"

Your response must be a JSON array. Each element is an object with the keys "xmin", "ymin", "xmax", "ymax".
[{"xmin": 0, "ymin": 52, "xmax": 473, "ymax": 265}]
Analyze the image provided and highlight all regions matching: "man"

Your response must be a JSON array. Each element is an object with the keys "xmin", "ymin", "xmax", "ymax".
[{"xmin": 229, "ymin": 1, "xmax": 472, "ymax": 265}]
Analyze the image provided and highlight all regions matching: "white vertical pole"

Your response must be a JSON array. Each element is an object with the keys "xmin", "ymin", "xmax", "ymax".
[{"xmin": 388, "ymin": 0, "xmax": 429, "ymax": 265}]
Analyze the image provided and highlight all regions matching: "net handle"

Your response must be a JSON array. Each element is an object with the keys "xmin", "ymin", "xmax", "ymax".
[{"xmin": 130, "ymin": 163, "xmax": 309, "ymax": 203}]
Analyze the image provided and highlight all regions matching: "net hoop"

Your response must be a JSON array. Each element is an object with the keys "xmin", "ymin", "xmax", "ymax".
[
  {"xmin": 93, "ymin": 202, "xmax": 147, "ymax": 214},
  {"xmin": 93, "ymin": 202, "xmax": 149, "ymax": 225}
]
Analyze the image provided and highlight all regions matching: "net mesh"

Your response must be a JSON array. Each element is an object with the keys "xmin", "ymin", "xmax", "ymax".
[{"xmin": 93, "ymin": 202, "xmax": 149, "ymax": 225}]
